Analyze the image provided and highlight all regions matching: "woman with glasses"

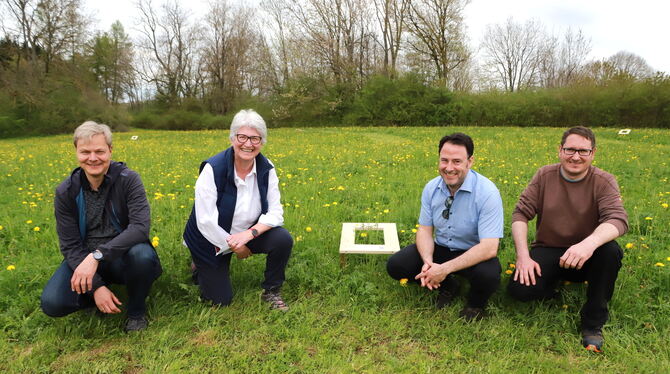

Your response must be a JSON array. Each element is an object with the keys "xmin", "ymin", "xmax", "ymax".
[{"xmin": 183, "ymin": 109, "xmax": 293, "ymax": 310}]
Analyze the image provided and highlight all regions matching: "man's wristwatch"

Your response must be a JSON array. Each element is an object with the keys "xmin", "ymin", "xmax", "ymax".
[
  {"xmin": 250, "ymin": 228, "xmax": 259, "ymax": 238},
  {"xmin": 92, "ymin": 249, "xmax": 104, "ymax": 261}
]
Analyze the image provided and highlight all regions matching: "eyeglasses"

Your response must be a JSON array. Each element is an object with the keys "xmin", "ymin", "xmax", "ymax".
[
  {"xmin": 442, "ymin": 196, "xmax": 454, "ymax": 219},
  {"xmin": 562, "ymin": 147, "xmax": 592, "ymax": 156},
  {"xmin": 236, "ymin": 134, "xmax": 262, "ymax": 145}
]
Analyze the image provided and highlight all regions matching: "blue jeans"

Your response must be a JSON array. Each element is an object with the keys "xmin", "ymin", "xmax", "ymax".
[{"xmin": 41, "ymin": 243, "xmax": 162, "ymax": 319}]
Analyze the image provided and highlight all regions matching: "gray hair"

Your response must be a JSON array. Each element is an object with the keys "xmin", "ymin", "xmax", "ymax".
[
  {"xmin": 229, "ymin": 109, "xmax": 267, "ymax": 144},
  {"xmin": 73, "ymin": 121, "xmax": 113, "ymax": 147}
]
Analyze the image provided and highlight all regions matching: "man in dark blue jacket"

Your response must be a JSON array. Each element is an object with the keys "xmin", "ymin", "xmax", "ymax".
[{"xmin": 41, "ymin": 121, "xmax": 162, "ymax": 332}]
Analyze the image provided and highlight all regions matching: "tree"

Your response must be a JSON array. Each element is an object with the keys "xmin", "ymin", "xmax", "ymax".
[
  {"xmin": 201, "ymin": 0, "xmax": 256, "ymax": 114},
  {"xmin": 607, "ymin": 50, "xmax": 654, "ymax": 79},
  {"xmin": 33, "ymin": 0, "xmax": 85, "ymax": 74},
  {"xmin": 372, "ymin": 0, "xmax": 409, "ymax": 78},
  {"xmin": 537, "ymin": 27, "xmax": 591, "ymax": 88},
  {"xmin": 87, "ymin": 21, "xmax": 135, "ymax": 104},
  {"xmin": 480, "ymin": 17, "xmax": 544, "ymax": 92},
  {"xmin": 136, "ymin": 0, "xmax": 201, "ymax": 105},
  {"xmin": 405, "ymin": 0, "xmax": 470, "ymax": 88}
]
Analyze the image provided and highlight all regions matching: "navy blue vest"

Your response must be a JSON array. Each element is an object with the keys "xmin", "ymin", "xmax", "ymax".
[{"xmin": 183, "ymin": 147, "xmax": 272, "ymax": 267}]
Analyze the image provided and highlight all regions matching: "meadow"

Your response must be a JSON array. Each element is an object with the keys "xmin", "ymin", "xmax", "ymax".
[{"xmin": 0, "ymin": 126, "xmax": 668, "ymax": 373}]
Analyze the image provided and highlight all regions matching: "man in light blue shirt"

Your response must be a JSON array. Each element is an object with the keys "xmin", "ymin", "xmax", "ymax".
[{"xmin": 387, "ymin": 133, "xmax": 503, "ymax": 320}]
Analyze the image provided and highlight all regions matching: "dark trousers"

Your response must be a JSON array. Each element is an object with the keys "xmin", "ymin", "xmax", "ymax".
[
  {"xmin": 507, "ymin": 241, "xmax": 623, "ymax": 329},
  {"xmin": 386, "ymin": 243, "xmax": 502, "ymax": 308},
  {"xmin": 193, "ymin": 226, "xmax": 293, "ymax": 306},
  {"xmin": 41, "ymin": 243, "xmax": 162, "ymax": 319}
]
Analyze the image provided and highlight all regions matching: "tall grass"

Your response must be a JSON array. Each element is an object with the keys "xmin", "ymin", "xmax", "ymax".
[{"xmin": 0, "ymin": 127, "xmax": 668, "ymax": 373}]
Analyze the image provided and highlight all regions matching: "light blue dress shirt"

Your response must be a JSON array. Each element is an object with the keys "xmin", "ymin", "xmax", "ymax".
[{"xmin": 418, "ymin": 169, "xmax": 504, "ymax": 251}]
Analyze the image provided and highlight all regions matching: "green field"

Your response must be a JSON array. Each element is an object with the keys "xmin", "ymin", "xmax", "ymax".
[{"xmin": 1, "ymin": 127, "xmax": 669, "ymax": 373}]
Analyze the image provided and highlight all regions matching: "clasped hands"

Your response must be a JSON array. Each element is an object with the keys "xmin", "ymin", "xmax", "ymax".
[
  {"xmin": 226, "ymin": 230, "xmax": 254, "ymax": 259},
  {"xmin": 415, "ymin": 261, "xmax": 448, "ymax": 290}
]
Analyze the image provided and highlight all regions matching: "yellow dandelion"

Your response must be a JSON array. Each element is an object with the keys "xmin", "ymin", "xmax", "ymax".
[
  {"xmin": 655, "ymin": 262, "xmax": 665, "ymax": 267},
  {"xmin": 662, "ymin": 203, "xmax": 668, "ymax": 209},
  {"xmin": 644, "ymin": 216, "xmax": 653, "ymax": 220},
  {"xmin": 26, "ymin": 220, "xmax": 32, "ymax": 224},
  {"xmin": 625, "ymin": 243, "xmax": 634, "ymax": 249},
  {"xmin": 383, "ymin": 209, "xmax": 389, "ymax": 213},
  {"xmin": 360, "ymin": 232, "xmax": 368, "ymax": 238},
  {"xmin": 305, "ymin": 226, "xmax": 312, "ymax": 232},
  {"xmin": 0, "ymin": 225, "xmax": 3, "ymax": 230},
  {"xmin": 505, "ymin": 269, "xmax": 513, "ymax": 275},
  {"xmin": 295, "ymin": 235, "xmax": 303, "ymax": 242},
  {"xmin": 509, "ymin": 263, "xmax": 516, "ymax": 268},
  {"xmin": 33, "ymin": 226, "xmax": 40, "ymax": 232},
  {"xmin": 411, "ymin": 228, "xmax": 417, "ymax": 233},
  {"xmin": 562, "ymin": 304, "xmax": 568, "ymax": 309},
  {"xmin": 399, "ymin": 278, "xmax": 408, "ymax": 286},
  {"xmin": 152, "ymin": 240, "xmax": 159, "ymax": 247},
  {"xmin": 7, "ymin": 265, "xmax": 16, "ymax": 271},
  {"xmin": 152, "ymin": 236, "xmax": 160, "ymax": 242},
  {"xmin": 666, "ymin": 257, "xmax": 670, "ymax": 261}
]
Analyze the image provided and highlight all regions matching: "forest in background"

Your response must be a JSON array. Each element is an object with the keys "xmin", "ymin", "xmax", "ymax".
[{"xmin": 1, "ymin": 0, "xmax": 669, "ymax": 138}]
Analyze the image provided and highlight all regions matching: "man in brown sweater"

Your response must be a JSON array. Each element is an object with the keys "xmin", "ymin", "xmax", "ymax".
[{"xmin": 507, "ymin": 126, "xmax": 628, "ymax": 353}]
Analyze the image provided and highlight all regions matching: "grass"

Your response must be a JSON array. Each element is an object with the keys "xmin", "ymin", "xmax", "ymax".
[{"xmin": 0, "ymin": 126, "xmax": 669, "ymax": 373}]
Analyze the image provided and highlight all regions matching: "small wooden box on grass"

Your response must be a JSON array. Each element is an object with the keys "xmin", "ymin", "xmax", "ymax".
[{"xmin": 338, "ymin": 222, "xmax": 400, "ymax": 266}]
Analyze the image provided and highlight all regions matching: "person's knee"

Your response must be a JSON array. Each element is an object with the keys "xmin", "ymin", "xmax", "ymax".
[
  {"xmin": 591, "ymin": 241, "xmax": 623, "ymax": 265},
  {"xmin": 40, "ymin": 291, "xmax": 67, "ymax": 317},
  {"xmin": 386, "ymin": 255, "xmax": 404, "ymax": 280},
  {"xmin": 126, "ymin": 243, "xmax": 159, "ymax": 270},
  {"xmin": 507, "ymin": 279, "xmax": 541, "ymax": 302}
]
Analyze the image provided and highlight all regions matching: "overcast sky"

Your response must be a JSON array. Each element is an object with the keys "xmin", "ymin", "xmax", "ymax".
[{"xmin": 89, "ymin": 0, "xmax": 670, "ymax": 74}]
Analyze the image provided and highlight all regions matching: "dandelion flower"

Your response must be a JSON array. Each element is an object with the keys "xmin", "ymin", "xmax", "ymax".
[
  {"xmin": 399, "ymin": 278, "xmax": 408, "ymax": 286},
  {"xmin": 26, "ymin": 220, "xmax": 32, "ymax": 224},
  {"xmin": 562, "ymin": 304, "xmax": 568, "ymax": 309},
  {"xmin": 662, "ymin": 203, "xmax": 668, "ymax": 209},
  {"xmin": 509, "ymin": 263, "xmax": 516, "ymax": 268},
  {"xmin": 383, "ymin": 209, "xmax": 389, "ymax": 213},
  {"xmin": 305, "ymin": 226, "xmax": 312, "ymax": 232},
  {"xmin": 360, "ymin": 232, "xmax": 368, "ymax": 238},
  {"xmin": 7, "ymin": 265, "xmax": 16, "ymax": 271},
  {"xmin": 505, "ymin": 270, "xmax": 513, "ymax": 275},
  {"xmin": 33, "ymin": 227, "xmax": 40, "ymax": 232},
  {"xmin": 152, "ymin": 236, "xmax": 160, "ymax": 242},
  {"xmin": 411, "ymin": 228, "xmax": 417, "ymax": 233},
  {"xmin": 655, "ymin": 262, "xmax": 665, "ymax": 267},
  {"xmin": 666, "ymin": 257, "xmax": 670, "ymax": 261},
  {"xmin": 644, "ymin": 217, "xmax": 653, "ymax": 220},
  {"xmin": 0, "ymin": 225, "xmax": 3, "ymax": 230},
  {"xmin": 625, "ymin": 243, "xmax": 634, "ymax": 249},
  {"xmin": 152, "ymin": 240, "xmax": 159, "ymax": 247}
]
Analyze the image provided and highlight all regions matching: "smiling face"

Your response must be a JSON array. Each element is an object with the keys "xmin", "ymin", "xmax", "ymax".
[
  {"xmin": 231, "ymin": 126, "xmax": 263, "ymax": 162},
  {"xmin": 439, "ymin": 142, "xmax": 473, "ymax": 193},
  {"xmin": 76, "ymin": 134, "xmax": 112, "ymax": 180},
  {"xmin": 559, "ymin": 134, "xmax": 596, "ymax": 180}
]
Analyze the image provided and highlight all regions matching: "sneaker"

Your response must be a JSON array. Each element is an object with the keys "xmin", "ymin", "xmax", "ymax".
[
  {"xmin": 436, "ymin": 276, "xmax": 460, "ymax": 309},
  {"xmin": 124, "ymin": 316, "xmax": 149, "ymax": 332},
  {"xmin": 582, "ymin": 328, "xmax": 604, "ymax": 352},
  {"xmin": 459, "ymin": 306, "xmax": 486, "ymax": 321},
  {"xmin": 261, "ymin": 289, "xmax": 289, "ymax": 311}
]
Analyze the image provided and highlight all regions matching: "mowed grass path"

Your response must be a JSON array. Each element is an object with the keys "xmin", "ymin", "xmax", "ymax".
[{"xmin": 0, "ymin": 127, "xmax": 669, "ymax": 373}]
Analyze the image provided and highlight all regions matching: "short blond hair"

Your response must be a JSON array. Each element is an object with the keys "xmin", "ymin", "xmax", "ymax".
[{"xmin": 73, "ymin": 121, "xmax": 112, "ymax": 147}]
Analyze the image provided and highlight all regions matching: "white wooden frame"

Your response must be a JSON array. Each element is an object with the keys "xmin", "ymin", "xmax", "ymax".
[{"xmin": 339, "ymin": 222, "xmax": 400, "ymax": 265}]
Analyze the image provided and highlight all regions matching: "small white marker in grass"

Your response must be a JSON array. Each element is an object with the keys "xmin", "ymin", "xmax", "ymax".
[
  {"xmin": 131, "ymin": 135, "xmax": 139, "ymax": 140},
  {"xmin": 618, "ymin": 129, "xmax": 631, "ymax": 135}
]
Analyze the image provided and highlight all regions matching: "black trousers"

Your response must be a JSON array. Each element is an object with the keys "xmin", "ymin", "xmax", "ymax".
[
  {"xmin": 386, "ymin": 243, "xmax": 502, "ymax": 308},
  {"xmin": 193, "ymin": 227, "xmax": 293, "ymax": 306},
  {"xmin": 507, "ymin": 241, "xmax": 623, "ymax": 330}
]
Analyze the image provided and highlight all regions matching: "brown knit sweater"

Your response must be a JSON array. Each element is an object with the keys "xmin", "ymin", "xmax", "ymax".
[{"xmin": 512, "ymin": 163, "xmax": 628, "ymax": 248}]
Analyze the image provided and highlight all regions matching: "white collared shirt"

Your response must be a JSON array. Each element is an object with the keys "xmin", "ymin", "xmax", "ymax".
[{"xmin": 193, "ymin": 159, "xmax": 284, "ymax": 255}]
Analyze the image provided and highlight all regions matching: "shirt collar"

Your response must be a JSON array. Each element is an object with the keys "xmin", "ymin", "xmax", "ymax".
[{"xmin": 233, "ymin": 160, "xmax": 257, "ymax": 183}]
